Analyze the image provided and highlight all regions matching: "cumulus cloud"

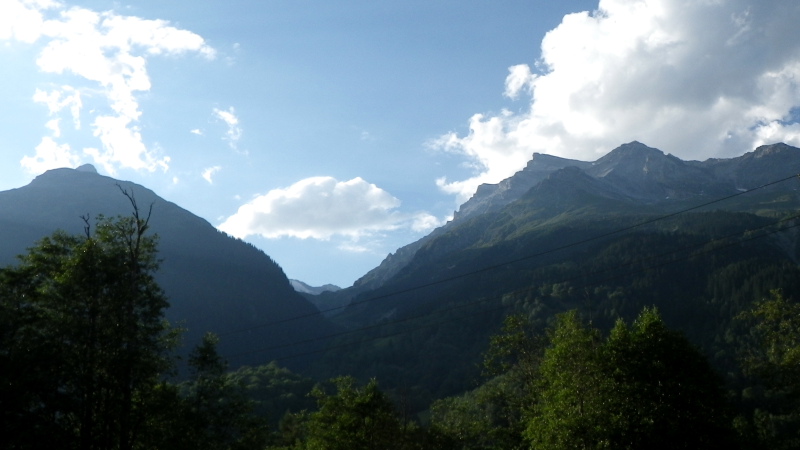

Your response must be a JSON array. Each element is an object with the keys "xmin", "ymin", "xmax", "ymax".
[
  {"xmin": 218, "ymin": 176, "xmax": 442, "ymax": 241},
  {"xmin": 20, "ymin": 136, "xmax": 79, "ymax": 173},
  {"xmin": 504, "ymin": 64, "xmax": 536, "ymax": 99},
  {"xmin": 0, "ymin": 0, "xmax": 55, "ymax": 43},
  {"xmin": 433, "ymin": 0, "xmax": 800, "ymax": 201},
  {"xmin": 213, "ymin": 107, "xmax": 242, "ymax": 151},
  {"xmin": 1, "ymin": 0, "xmax": 214, "ymax": 175}
]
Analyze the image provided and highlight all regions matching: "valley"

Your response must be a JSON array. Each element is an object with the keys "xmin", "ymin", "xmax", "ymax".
[{"xmin": 3, "ymin": 142, "xmax": 800, "ymax": 448}]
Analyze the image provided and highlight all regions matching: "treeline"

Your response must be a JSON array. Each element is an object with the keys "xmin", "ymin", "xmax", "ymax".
[
  {"xmin": 312, "ymin": 211, "xmax": 800, "ymax": 413},
  {"xmin": 2, "ymin": 209, "xmax": 800, "ymax": 449},
  {"xmin": 267, "ymin": 298, "xmax": 799, "ymax": 449}
]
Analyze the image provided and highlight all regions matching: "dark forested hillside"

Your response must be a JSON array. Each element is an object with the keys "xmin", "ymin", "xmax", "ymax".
[
  {"xmin": 3, "ymin": 143, "xmax": 800, "ymax": 448},
  {"xmin": 309, "ymin": 142, "xmax": 800, "ymax": 411},
  {"xmin": 0, "ymin": 165, "xmax": 334, "ymax": 368}
]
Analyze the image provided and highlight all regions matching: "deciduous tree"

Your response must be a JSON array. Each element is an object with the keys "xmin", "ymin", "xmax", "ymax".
[{"xmin": 0, "ymin": 191, "xmax": 176, "ymax": 450}]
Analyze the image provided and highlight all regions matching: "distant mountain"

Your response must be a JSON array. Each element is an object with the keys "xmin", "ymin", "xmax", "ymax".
[
  {"xmin": 0, "ymin": 166, "xmax": 334, "ymax": 369},
  {"xmin": 311, "ymin": 142, "xmax": 800, "ymax": 406},
  {"xmin": 289, "ymin": 280, "xmax": 348, "ymax": 317},
  {"xmin": 290, "ymin": 279, "xmax": 342, "ymax": 296}
]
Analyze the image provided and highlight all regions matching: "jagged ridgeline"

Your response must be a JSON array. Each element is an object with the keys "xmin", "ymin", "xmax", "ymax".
[
  {"xmin": 312, "ymin": 142, "xmax": 800, "ymax": 408},
  {"xmin": 0, "ymin": 164, "xmax": 335, "ymax": 369},
  {"xmin": 3, "ymin": 142, "xmax": 800, "ymax": 410}
]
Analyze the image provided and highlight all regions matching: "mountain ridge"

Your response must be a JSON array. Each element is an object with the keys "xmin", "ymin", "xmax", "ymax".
[
  {"xmin": 331, "ymin": 141, "xmax": 800, "ymax": 314},
  {"xmin": 0, "ymin": 167, "xmax": 335, "ymax": 369},
  {"xmin": 309, "ymin": 142, "xmax": 800, "ymax": 405}
]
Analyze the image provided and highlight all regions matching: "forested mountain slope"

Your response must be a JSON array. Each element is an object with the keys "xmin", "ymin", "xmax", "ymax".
[
  {"xmin": 310, "ymin": 142, "xmax": 800, "ymax": 407},
  {"xmin": 0, "ymin": 165, "xmax": 334, "ymax": 368}
]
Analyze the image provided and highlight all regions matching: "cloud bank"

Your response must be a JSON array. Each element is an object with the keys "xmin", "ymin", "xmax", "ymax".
[
  {"xmin": 1, "ymin": 0, "xmax": 214, "ymax": 174},
  {"xmin": 434, "ymin": 0, "xmax": 800, "ymax": 200},
  {"xmin": 219, "ymin": 177, "xmax": 441, "ymax": 243}
]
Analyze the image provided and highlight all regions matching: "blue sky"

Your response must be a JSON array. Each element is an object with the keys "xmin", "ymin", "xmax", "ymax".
[{"xmin": 2, "ymin": 0, "xmax": 800, "ymax": 287}]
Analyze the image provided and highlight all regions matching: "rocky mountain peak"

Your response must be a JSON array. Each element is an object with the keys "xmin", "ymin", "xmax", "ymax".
[
  {"xmin": 526, "ymin": 152, "xmax": 581, "ymax": 170},
  {"xmin": 590, "ymin": 141, "xmax": 669, "ymax": 175},
  {"xmin": 453, "ymin": 152, "xmax": 591, "ymax": 221},
  {"xmin": 752, "ymin": 142, "xmax": 797, "ymax": 158}
]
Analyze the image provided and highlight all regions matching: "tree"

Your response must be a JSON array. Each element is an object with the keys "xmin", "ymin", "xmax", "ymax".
[
  {"xmin": 525, "ymin": 310, "xmax": 610, "ymax": 450},
  {"xmin": 602, "ymin": 308, "xmax": 735, "ymax": 450},
  {"xmin": 524, "ymin": 308, "xmax": 736, "ymax": 450},
  {"xmin": 429, "ymin": 375, "xmax": 528, "ymax": 450},
  {"xmin": 302, "ymin": 377, "xmax": 406, "ymax": 450},
  {"xmin": 0, "ymin": 190, "xmax": 176, "ymax": 450},
  {"xmin": 738, "ymin": 290, "xmax": 800, "ymax": 448},
  {"xmin": 429, "ymin": 314, "xmax": 544, "ymax": 450},
  {"xmin": 179, "ymin": 332, "xmax": 269, "ymax": 450},
  {"xmin": 742, "ymin": 290, "xmax": 800, "ymax": 395}
]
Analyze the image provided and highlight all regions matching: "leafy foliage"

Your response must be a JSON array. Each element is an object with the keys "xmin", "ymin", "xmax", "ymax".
[
  {"xmin": 0, "ymin": 197, "xmax": 176, "ymax": 449},
  {"xmin": 433, "ymin": 308, "xmax": 738, "ymax": 450},
  {"xmin": 0, "ymin": 196, "xmax": 278, "ymax": 450},
  {"xmin": 268, "ymin": 376, "xmax": 446, "ymax": 450},
  {"xmin": 736, "ymin": 290, "xmax": 800, "ymax": 449}
]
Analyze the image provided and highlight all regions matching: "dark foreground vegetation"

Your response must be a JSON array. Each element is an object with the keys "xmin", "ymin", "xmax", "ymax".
[{"xmin": 2, "ymin": 206, "xmax": 800, "ymax": 449}]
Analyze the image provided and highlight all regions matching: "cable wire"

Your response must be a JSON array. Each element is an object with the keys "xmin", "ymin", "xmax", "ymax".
[
  {"xmin": 219, "ymin": 173, "xmax": 799, "ymax": 339},
  {"xmin": 225, "ymin": 209, "xmax": 800, "ymax": 363}
]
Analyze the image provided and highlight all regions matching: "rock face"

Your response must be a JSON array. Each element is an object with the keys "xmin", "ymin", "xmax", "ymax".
[
  {"xmin": 0, "ymin": 168, "xmax": 334, "ymax": 369},
  {"xmin": 348, "ymin": 153, "xmax": 591, "ymax": 295},
  {"xmin": 454, "ymin": 153, "xmax": 592, "ymax": 221},
  {"xmin": 335, "ymin": 141, "xmax": 800, "ymax": 309},
  {"xmin": 584, "ymin": 141, "xmax": 724, "ymax": 200},
  {"xmin": 700, "ymin": 142, "xmax": 800, "ymax": 189}
]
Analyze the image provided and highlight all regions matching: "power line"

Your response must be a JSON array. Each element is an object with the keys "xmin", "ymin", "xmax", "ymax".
[
  {"xmin": 219, "ymin": 173, "xmax": 799, "ymax": 339},
  {"xmin": 264, "ymin": 216, "xmax": 800, "ymax": 364},
  {"xmin": 225, "ymin": 208, "xmax": 800, "ymax": 363}
]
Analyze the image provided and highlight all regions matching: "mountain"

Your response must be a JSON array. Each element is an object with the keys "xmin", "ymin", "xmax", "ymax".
[
  {"xmin": 0, "ymin": 166, "xmax": 334, "ymax": 369},
  {"xmin": 342, "ymin": 141, "xmax": 800, "ymax": 303},
  {"xmin": 455, "ymin": 152, "xmax": 592, "ymax": 220},
  {"xmin": 344, "ymin": 153, "xmax": 591, "ymax": 296},
  {"xmin": 290, "ymin": 279, "xmax": 342, "ymax": 296},
  {"xmin": 289, "ymin": 279, "xmax": 349, "ymax": 316},
  {"xmin": 310, "ymin": 142, "xmax": 800, "ymax": 408}
]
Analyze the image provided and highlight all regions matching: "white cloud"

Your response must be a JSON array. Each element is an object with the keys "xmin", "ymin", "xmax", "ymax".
[
  {"xmin": 213, "ymin": 106, "xmax": 243, "ymax": 151},
  {"xmin": 84, "ymin": 115, "xmax": 169, "ymax": 174},
  {"xmin": 202, "ymin": 166, "xmax": 221, "ymax": 184},
  {"xmin": 0, "ymin": 0, "xmax": 56, "ymax": 43},
  {"xmin": 190, "ymin": 128, "xmax": 203, "ymax": 136},
  {"xmin": 20, "ymin": 136, "xmax": 79, "ymax": 173},
  {"xmin": 359, "ymin": 130, "xmax": 373, "ymax": 141},
  {"xmin": 1, "ymin": 0, "xmax": 214, "ymax": 175},
  {"xmin": 33, "ymin": 87, "xmax": 82, "ymax": 129},
  {"xmin": 218, "ymin": 176, "xmax": 442, "ymax": 240},
  {"xmin": 433, "ymin": 0, "xmax": 800, "ymax": 201},
  {"xmin": 337, "ymin": 240, "xmax": 375, "ymax": 253},
  {"xmin": 44, "ymin": 118, "xmax": 60, "ymax": 137},
  {"xmin": 411, "ymin": 213, "xmax": 442, "ymax": 233},
  {"xmin": 504, "ymin": 64, "xmax": 536, "ymax": 99}
]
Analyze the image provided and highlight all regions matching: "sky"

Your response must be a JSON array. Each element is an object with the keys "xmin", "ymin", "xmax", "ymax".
[{"xmin": 2, "ymin": 0, "xmax": 800, "ymax": 288}]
